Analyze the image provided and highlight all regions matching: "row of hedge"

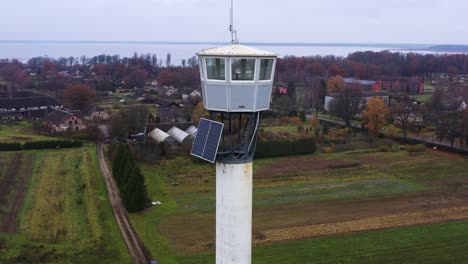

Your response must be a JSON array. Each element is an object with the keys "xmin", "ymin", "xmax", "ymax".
[
  {"xmin": 255, "ymin": 137, "xmax": 316, "ymax": 158},
  {"xmin": 112, "ymin": 143, "xmax": 150, "ymax": 213},
  {"xmin": 0, "ymin": 140, "xmax": 82, "ymax": 151}
]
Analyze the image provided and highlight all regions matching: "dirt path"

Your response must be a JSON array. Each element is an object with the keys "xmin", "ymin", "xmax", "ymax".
[
  {"xmin": 97, "ymin": 143, "xmax": 148, "ymax": 264},
  {"xmin": 0, "ymin": 153, "xmax": 34, "ymax": 234}
]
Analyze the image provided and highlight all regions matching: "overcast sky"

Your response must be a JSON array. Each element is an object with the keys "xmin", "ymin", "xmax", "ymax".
[{"xmin": 1, "ymin": 0, "xmax": 466, "ymax": 44}]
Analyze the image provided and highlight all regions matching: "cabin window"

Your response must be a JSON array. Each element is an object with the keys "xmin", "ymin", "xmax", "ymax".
[
  {"xmin": 69, "ymin": 120, "xmax": 72, "ymax": 125},
  {"xmin": 75, "ymin": 120, "xmax": 78, "ymax": 124},
  {"xmin": 231, "ymin": 59, "xmax": 255, "ymax": 81},
  {"xmin": 259, "ymin": 59, "xmax": 274, "ymax": 80},
  {"xmin": 205, "ymin": 58, "xmax": 225, "ymax": 80}
]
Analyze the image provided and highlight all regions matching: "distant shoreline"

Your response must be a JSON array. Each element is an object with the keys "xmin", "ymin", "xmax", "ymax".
[
  {"xmin": 0, "ymin": 41, "xmax": 466, "ymax": 64},
  {"xmin": 1, "ymin": 40, "xmax": 467, "ymax": 53},
  {"xmin": 0, "ymin": 40, "xmax": 436, "ymax": 48}
]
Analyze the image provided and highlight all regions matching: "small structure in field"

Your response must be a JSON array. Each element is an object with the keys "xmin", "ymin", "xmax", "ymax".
[
  {"xmin": 149, "ymin": 128, "xmax": 174, "ymax": 144},
  {"xmin": 167, "ymin": 126, "xmax": 192, "ymax": 143},
  {"xmin": 186, "ymin": 125, "xmax": 198, "ymax": 137}
]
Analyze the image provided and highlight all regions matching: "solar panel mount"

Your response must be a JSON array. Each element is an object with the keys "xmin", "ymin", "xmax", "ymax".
[{"xmin": 191, "ymin": 118, "xmax": 224, "ymax": 163}]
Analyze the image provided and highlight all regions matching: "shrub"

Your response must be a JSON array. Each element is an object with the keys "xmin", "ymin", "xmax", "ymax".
[
  {"xmin": 279, "ymin": 117, "xmax": 289, "ymax": 125},
  {"xmin": 23, "ymin": 140, "xmax": 82, "ymax": 150},
  {"xmin": 289, "ymin": 116, "xmax": 301, "ymax": 125},
  {"xmin": 377, "ymin": 145, "xmax": 390, "ymax": 152},
  {"xmin": 322, "ymin": 146, "xmax": 334, "ymax": 153},
  {"xmin": 329, "ymin": 127, "xmax": 350, "ymax": 138},
  {"xmin": 299, "ymin": 112, "xmax": 306, "ymax": 122},
  {"xmin": 297, "ymin": 125, "xmax": 304, "ymax": 133}
]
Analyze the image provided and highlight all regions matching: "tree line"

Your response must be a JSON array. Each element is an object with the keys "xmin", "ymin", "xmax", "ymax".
[
  {"xmin": 324, "ymin": 75, "xmax": 468, "ymax": 147},
  {"xmin": 2, "ymin": 50, "xmax": 467, "ymax": 94},
  {"xmin": 275, "ymin": 51, "xmax": 468, "ymax": 87}
]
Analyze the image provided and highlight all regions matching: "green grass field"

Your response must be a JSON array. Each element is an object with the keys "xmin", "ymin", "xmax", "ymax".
[
  {"xmin": 129, "ymin": 147, "xmax": 468, "ymax": 263},
  {"xmin": 0, "ymin": 146, "xmax": 131, "ymax": 264},
  {"xmin": 177, "ymin": 220, "xmax": 468, "ymax": 264},
  {"xmin": 0, "ymin": 122, "xmax": 55, "ymax": 143}
]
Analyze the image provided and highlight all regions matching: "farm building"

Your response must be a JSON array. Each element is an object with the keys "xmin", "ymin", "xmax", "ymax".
[
  {"xmin": 44, "ymin": 109, "xmax": 86, "ymax": 132},
  {"xmin": 0, "ymin": 90, "xmax": 63, "ymax": 120}
]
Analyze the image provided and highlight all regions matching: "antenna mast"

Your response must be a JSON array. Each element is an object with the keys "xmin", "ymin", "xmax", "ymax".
[{"xmin": 229, "ymin": 0, "xmax": 238, "ymax": 44}]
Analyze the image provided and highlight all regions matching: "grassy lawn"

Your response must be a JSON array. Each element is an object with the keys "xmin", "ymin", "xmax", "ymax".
[
  {"xmin": 0, "ymin": 122, "xmax": 55, "ymax": 143},
  {"xmin": 128, "ymin": 147, "xmax": 468, "ymax": 263},
  {"xmin": 410, "ymin": 93, "xmax": 432, "ymax": 103},
  {"xmin": 0, "ymin": 145, "xmax": 131, "ymax": 264},
  {"xmin": 316, "ymin": 113, "xmax": 361, "ymax": 126}
]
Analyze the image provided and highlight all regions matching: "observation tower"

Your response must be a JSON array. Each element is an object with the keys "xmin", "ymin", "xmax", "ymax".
[{"xmin": 191, "ymin": 1, "xmax": 277, "ymax": 263}]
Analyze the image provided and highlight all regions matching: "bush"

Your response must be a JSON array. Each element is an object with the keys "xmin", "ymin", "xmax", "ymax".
[
  {"xmin": 377, "ymin": 145, "xmax": 390, "ymax": 152},
  {"xmin": 255, "ymin": 138, "xmax": 316, "ymax": 158},
  {"xmin": 322, "ymin": 146, "xmax": 334, "ymax": 153},
  {"xmin": 0, "ymin": 140, "xmax": 82, "ymax": 151},
  {"xmin": 23, "ymin": 140, "xmax": 82, "ymax": 150},
  {"xmin": 289, "ymin": 116, "xmax": 301, "ymax": 125}
]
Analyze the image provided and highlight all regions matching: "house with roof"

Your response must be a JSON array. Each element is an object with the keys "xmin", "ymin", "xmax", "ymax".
[
  {"xmin": 83, "ymin": 104, "xmax": 109, "ymax": 121},
  {"xmin": 445, "ymin": 97, "xmax": 467, "ymax": 112},
  {"xmin": 190, "ymin": 90, "xmax": 201, "ymax": 98},
  {"xmin": 165, "ymin": 86, "xmax": 179, "ymax": 97},
  {"xmin": 44, "ymin": 109, "xmax": 86, "ymax": 132},
  {"xmin": 154, "ymin": 98, "xmax": 183, "ymax": 123},
  {"xmin": 0, "ymin": 90, "xmax": 63, "ymax": 120}
]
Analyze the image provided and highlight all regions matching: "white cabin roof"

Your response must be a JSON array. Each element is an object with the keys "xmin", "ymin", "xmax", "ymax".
[
  {"xmin": 198, "ymin": 44, "xmax": 276, "ymax": 57},
  {"xmin": 149, "ymin": 128, "xmax": 170, "ymax": 143},
  {"xmin": 167, "ymin": 126, "xmax": 190, "ymax": 143}
]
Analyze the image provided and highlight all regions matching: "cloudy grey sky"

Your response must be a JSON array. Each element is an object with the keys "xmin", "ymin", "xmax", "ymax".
[{"xmin": 1, "ymin": 0, "xmax": 466, "ymax": 44}]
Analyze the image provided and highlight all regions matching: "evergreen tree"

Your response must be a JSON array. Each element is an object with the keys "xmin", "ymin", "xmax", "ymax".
[{"xmin": 111, "ymin": 143, "xmax": 150, "ymax": 212}]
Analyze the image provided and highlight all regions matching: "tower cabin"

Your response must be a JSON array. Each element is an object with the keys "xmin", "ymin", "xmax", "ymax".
[{"xmin": 198, "ymin": 44, "xmax": 277, "ymax": 112}]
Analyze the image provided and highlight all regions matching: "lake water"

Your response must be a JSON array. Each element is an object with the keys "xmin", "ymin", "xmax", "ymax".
[{"xmin": 0, "ymin": 41, "xmax": 458, "ymax": 65}]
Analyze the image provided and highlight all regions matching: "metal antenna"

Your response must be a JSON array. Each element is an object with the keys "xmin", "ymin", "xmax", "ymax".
[{"xmin": 229, "ymin": 0, "xmax": 238, "ymax": 44}]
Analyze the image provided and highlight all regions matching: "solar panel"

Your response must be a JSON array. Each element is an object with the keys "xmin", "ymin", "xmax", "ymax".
[{"xmin": 191, "ymin": 118, "xmax": 224, "ymax": 163}]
